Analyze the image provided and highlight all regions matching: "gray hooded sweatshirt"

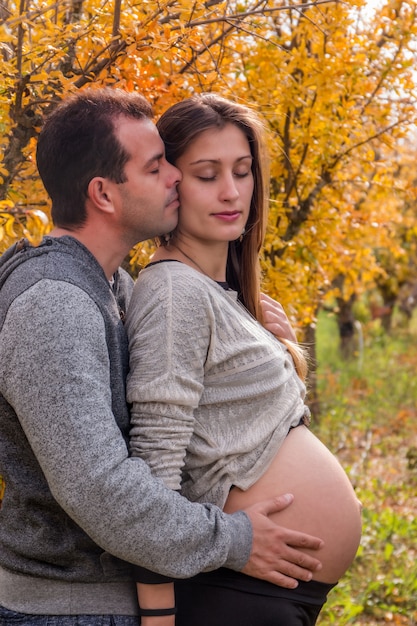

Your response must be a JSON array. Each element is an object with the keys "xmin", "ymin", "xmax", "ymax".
[{"xmin": 0, "ymin": 236, "xmax": 251, "ymax": 615}]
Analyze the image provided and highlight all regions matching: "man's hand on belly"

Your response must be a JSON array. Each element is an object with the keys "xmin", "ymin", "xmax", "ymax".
[{"xmin": 241, "ymin": 494, "xmax": 324, "ymax": 588}]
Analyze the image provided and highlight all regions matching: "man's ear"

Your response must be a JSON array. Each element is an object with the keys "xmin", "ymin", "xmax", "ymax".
[{"xmin": 87, "ymin": 177, "xmax": 116, "ymax": 215}]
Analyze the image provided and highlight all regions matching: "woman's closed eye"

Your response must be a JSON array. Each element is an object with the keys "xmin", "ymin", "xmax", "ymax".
[
  {"xmin": 197, "ymin": 175, "xmax": 216, "ymax": 181},
  {"xmin": 196, "ymin": 170, "xmax": 251, "ymax": 182}
]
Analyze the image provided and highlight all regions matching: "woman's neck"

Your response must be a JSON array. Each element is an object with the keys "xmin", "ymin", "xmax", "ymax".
[{"xmin": 153, "ymin": 238, "xmax": 228, "ymax": 282}]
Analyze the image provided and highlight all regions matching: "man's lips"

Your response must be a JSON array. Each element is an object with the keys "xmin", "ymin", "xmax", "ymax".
[{"xmin": 166, "ymin": 194, "xmax": 179, "ymax": 208}]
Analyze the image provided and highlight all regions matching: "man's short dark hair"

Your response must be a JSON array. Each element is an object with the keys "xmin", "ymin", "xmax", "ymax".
[{"xmin": 36, "ymin": 88, "xmax": 153, "ymax": 228}]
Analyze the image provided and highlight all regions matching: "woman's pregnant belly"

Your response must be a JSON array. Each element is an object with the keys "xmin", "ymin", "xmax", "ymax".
[{"xmin": 223, "ymin": 425, "xmax": 362, "ymax": 583}]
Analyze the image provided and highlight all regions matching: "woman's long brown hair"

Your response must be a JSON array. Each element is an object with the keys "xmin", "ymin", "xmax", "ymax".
[{"xmin": 157, "ymin": 93, "xmax": 307, "ymax": 379}]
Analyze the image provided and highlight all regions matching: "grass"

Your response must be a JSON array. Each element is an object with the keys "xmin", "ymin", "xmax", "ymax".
[{"xmin": 313, "ymin": 310, "xmax": 417, "ymax": 625}]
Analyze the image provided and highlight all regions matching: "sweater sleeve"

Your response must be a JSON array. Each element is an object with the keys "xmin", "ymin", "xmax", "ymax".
[
  {"xmin": 0, "ymin": 279, "xmax": 252, "ymax": 578},
  {"xmin": 126, "ymin": 265, "xmax": 212, "ymax": 491}
]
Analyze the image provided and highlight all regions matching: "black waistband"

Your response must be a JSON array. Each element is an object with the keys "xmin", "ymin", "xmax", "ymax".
[{"xmin": 176, "ymin": 569, "xmax": 337, "ymax": 606}]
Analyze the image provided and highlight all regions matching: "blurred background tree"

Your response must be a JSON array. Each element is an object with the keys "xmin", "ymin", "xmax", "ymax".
[
  {"xmin": 1, "ymin": 0, "xmax": 417, "ymax": 397},
  {"xmin": 2, "ymin": 7, "xmax": 417, "ymax": 619}
]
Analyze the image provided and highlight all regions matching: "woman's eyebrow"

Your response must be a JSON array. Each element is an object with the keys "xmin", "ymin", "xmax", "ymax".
[{"xmin": 189, "ymin": 155, "xmax": 252, "ymax": 165}]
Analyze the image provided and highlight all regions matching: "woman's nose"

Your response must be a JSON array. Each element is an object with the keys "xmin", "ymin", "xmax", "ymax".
[{"xmin": 219, "ymin": 174, "xmax": 239, "ymax": 200}]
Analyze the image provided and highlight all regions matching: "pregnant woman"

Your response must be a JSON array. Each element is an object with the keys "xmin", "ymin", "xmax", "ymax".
[{"xmin": 126, "ymin": 93, "xmax": 362, "ymax": 625}]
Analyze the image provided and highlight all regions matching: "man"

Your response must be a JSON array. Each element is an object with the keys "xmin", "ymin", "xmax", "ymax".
[{"xmin": 0, "ymin": 88, "xmax": 322, "ymax": 625}]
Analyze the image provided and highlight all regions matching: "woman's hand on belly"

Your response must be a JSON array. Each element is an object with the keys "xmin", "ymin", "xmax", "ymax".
[{"xmin": 238, "ymin": 494, "xmax": 324, "ymax": 589}]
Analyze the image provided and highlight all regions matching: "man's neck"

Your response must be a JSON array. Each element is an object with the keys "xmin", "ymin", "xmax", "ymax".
[{"xmin": 49, "ymin": 226, "xmax": 128, "ymax": 280}]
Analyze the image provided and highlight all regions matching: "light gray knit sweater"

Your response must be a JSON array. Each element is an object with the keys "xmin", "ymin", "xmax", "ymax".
[{"xmin": 126, "ymin": 261, "xmax": 309, "ymax": 509}]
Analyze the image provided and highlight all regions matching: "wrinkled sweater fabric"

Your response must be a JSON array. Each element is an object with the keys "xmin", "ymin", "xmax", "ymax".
[
  {"xmin": 126, "ymin": 261, "xmax": 310, "ymax": 509},
  {"xmin": 0, "ymin": 237, "xmax": 251, "ymax": 615}
]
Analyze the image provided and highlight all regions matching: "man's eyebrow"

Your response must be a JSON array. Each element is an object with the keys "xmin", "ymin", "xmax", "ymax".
[{"xmin": 144, "ymin": 152, "xmax": 164, "ymax": 168}]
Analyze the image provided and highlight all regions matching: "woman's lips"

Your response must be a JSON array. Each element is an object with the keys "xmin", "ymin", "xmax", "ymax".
[{"xmin": 212, "ymin": 212, "xmax": 242, "ymax": 222}]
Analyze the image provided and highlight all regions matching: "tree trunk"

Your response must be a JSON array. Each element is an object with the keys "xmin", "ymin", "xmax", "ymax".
[{"xmin": 336, "ymin": 294, "xmax": 356, "ymax": 360}]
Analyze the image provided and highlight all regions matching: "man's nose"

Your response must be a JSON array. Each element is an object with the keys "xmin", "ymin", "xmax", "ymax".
[{"xmin": 168, "ymin": 162, "xmax": 182, "ymax": 186}]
